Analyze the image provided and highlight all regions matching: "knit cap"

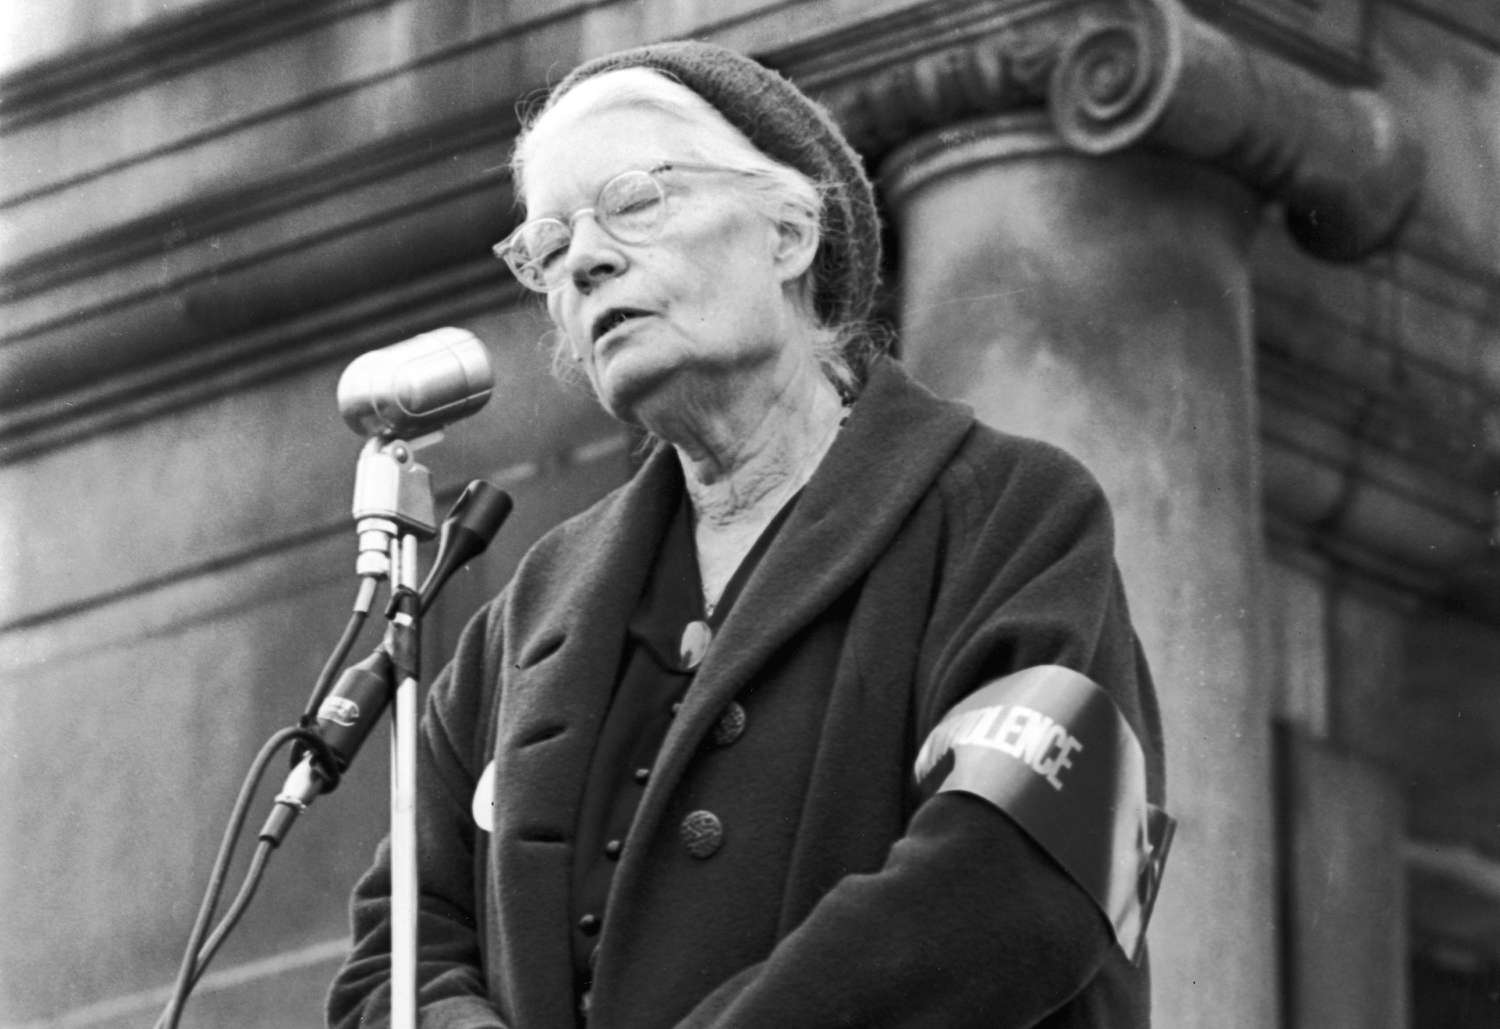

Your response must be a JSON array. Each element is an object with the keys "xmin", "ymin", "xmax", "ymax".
[{"xmin": 537, "ymin": 41, "xmax": 882, "ymax": 328}]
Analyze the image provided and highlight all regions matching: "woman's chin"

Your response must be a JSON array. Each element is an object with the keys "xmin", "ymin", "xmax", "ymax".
[{"xmin": 592, "ymin": 356, "xmax": 676, "ymax": 425}]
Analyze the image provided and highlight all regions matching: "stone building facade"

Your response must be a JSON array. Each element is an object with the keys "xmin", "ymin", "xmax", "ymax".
[{"xmin": 1, "ymin": 1, "xmax": 1496, "ymax": 1026}]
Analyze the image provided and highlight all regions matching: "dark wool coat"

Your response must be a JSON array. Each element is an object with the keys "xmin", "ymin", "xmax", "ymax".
[{"xmin": 328, "ymin": 357, "xmax": 1166, "ymax": 1029}]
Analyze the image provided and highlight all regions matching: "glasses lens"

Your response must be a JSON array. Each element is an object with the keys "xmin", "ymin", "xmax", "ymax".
[
  {"xmin": 597, "ymin": 171, "xmax": 665, "ymax": 243},
  {"xmin": 506, "ymin": 219, "xmax": 571, "ymax": 290},
  {"xmin": 496, "ymin": 170, "xmax": 670, "ymax": 291}
]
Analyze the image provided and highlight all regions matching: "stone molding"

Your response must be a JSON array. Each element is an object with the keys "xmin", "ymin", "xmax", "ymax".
[
  {"xmin": 1256, "ymin": 248, "xmax": 1500, "ymax": 605},
  {"xmin": 0, "ymin": 258, "xmax": 515, "ymax": 464},
  {"xmin": 1399, "ymin": 0, "xmax": 1500, "ymax": 53},
  {"xmin": 1183, "ymin": 0, "xmax": 1373, "ymax": 80},
  {"xmin": 1260, "ymin": 352, "xmax": 1496, "ymax": 602},
  {"xmin": 0, "ymin": 0, "xmax": 391, "ymax": 131},
  {"xmin": 0, "ymin": 0, "xmax": 1431, "ymax": 464},
  {"xmin": 777, "ymin": 0, "xmax": 1421, "ymax": 262},
  {"xmin": 879, "ymin": 111, "xmax": 1067, "ymax": 209}
]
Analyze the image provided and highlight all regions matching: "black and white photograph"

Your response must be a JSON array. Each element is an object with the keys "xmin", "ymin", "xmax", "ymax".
[{"xmin": 0, "ymin": 1, "xmax": 1496, "ymax": 1027}]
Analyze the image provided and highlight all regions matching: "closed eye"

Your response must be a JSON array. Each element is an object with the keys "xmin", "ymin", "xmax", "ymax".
[
  {"xmin": 607, "ymin": 193, "xmax": 661, "ymax": 216},
  {"xmin": 532, "ymin": 242, "xmax": 569, "ymax": 271}
]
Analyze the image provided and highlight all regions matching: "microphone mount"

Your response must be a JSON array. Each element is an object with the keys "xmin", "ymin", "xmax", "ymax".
[{"xmin": 350, "ymin": 433, "xmax": 441, "ymax": 579}]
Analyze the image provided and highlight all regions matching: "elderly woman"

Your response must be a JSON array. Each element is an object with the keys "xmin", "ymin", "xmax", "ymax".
[{"xmin": 328, "ymin": 41, "xmax": 1170, "ymax": 1029}]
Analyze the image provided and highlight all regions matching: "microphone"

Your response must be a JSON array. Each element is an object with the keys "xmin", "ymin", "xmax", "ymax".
[
  {"xmin": 419, "ymin": 481, "xmax": 514, "ymax": 613},
  {"xmin": 337, "ymin": 327, "xmax": 494, "ymax": 439},
  {"xmin": 261, "ymin": 479, "xmax": 514, "ymax": 845}
]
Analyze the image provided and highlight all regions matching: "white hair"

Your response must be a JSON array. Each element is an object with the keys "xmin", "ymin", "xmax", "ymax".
[{"xmin": 512, "ymin": 67, "xmax": 873, "ymax": 398}]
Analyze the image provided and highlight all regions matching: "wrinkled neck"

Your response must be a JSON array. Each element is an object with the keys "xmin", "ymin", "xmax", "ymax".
[{"xmin": 671, "ymin": 365, "xmax": 844, "ymax": 532}]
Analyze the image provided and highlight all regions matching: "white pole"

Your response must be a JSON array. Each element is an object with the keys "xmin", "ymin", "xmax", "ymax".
[{"xmin": 389, "ymin": 533, "xmax": 420, "ymax": 1029}]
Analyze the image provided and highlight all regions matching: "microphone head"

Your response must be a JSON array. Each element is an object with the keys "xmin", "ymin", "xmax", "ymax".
[
  {"xmin": 452, "ymin": 480, "xmax": 515, "ymax": 542},
  {"xmin": 418, "ymin": 480, "xmax": 514, "ymax": 613},
  {"xmin": 337, "ymin": 327, "xmax": 494, "ymax": 438}
]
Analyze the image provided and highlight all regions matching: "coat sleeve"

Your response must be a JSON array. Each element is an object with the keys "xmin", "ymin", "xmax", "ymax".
[
  {"xmin": 325, "ymin": 599, "xmax": 509, "ymax": 1029},
  {"xmin": 676, "ymin": 443, "xmax": 1158, "ymax": 1028}
]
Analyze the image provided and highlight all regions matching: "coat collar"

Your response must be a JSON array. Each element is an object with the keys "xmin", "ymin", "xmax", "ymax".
[
  {"xmin": 684, "ymin": 355, "xmax": 974, "ymax": 711},
  {"xmin": 543, "ymin": 354, "xmax": 976, "ymax": 727},
  {"xmin": 510, "ymin": 356, "xmax": 976, "ymax": 689}
]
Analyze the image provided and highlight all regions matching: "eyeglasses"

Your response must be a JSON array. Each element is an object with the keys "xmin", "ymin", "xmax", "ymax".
[{"xmin": 493, "ymin": 162, "xmax": 762, "ymax": 292}]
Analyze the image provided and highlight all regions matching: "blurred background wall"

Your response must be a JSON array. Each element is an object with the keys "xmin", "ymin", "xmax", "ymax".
[{"xmin": 0, "ymin": 1, "xmax": 1495, "ymax": 1026}]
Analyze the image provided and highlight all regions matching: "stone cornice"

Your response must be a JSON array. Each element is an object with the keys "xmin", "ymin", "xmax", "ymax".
[
  {"xmin": 0, "ymin": 114, "xmax": 517, "ymax": 454},
  {"xmin": 771, "ymin": 0, "xmax": 1422, "ymax": 262},
  {"xmin": 1, "ymin": 105, "xmax": 518, "ymax": 303},
  {"xmin": 1398, "ymin": 0, "xmax": 1500, "ymax": 53},
  {"xmin": 0, "ymin": 259, "xmax": 520, "ymax": 464},
  {"xmin": 0, "ymin": 0, "xmax": 1432, "ymax": 463},
  {"xmin": 0, "ymin": 0, "xmax": 393, "ymax": 131}
]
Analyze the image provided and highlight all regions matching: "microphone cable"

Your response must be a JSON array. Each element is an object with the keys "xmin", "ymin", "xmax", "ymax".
[
  {"xmin": 154, "ymin": 723, "xmax": 337, "ymax": 1029},
  {"xmin": 155, "ymin": 576, "xmax": 379, "ymax": 1029},
  {"xmin": 300, "ymin": 575, "xmax": 381, "ymax": 725}
]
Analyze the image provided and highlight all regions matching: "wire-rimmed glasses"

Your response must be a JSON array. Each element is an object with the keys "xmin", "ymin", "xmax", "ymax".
[{"xmin": 492, "ymin": 162, "xmax": 761, "ymax": 292}]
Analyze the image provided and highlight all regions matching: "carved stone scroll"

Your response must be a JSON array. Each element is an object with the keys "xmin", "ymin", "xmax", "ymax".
[
  {"xmin": 1048, "ymin": 0, "xmax": 1422, "ymax": 260},
  {"xmin": 785, "ymin": 0, "xmax": 1422, "ymax": 263}
]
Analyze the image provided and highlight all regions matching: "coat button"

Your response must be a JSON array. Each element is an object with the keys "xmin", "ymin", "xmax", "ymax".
[
  {"xmin": 711, "ymin": 702, "xmax": 747, "ymax": 746},
  {"xmin": 680, "ymin": 810, "xmax": 724, "ymax": 858},
  {"xmin": 604, "ymin": 838, "xmax": 623, "ymax": 860},
  {"xmin": 679, "ymin": 620, "xmax": 712, "ymax": 670},
  {"xmin": 578, "ymin": 912, "xmax": 601, "ymax": 935}
]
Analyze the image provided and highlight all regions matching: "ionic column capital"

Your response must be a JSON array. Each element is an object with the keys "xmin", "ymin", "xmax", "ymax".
[{"xmin": 781, "ymin": 0, "xmax": 1422, "ymax": 261}]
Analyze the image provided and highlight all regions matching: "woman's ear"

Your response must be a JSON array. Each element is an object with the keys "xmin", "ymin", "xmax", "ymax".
[{"xmin": 770, "ymin": 205, "xmax": 820, "ymax": 284}]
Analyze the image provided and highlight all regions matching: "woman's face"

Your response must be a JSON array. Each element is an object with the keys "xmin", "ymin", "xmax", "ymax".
[{"xmin": 520, "ymin": 98, "xmax": 812, "ymax": 428}]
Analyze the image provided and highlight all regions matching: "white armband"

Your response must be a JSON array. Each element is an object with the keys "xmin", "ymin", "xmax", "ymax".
[{"xmin": 914, "ymin": 665, "xmax": 1175, "ymax": 962}]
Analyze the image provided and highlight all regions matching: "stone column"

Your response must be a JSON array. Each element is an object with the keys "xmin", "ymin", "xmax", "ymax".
[
  {"xmin": 810, "ymin": 0, "xmax": 1424, "ymax": 1024},
  {"xmin": 885, "ymin": 108, "xmax": 1273, "ymax": 1028}
]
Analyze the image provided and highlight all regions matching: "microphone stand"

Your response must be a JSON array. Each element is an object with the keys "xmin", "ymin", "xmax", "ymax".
[
  {"xmin": 351, "ymin": 434, "xmax": 438, "ymax": 1029},
  {"xmin": 157, "ymin": 328, "xmax": 505, "ymax": 1029}
]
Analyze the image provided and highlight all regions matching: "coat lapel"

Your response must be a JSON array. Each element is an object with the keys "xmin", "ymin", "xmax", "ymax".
[
  {"xmin": 489, "ymin": 447, "xmax": 682, "ymax": 1026},
  {"xmin": 710, "ymin": 358, "xmax": 975, "ymax": 684}
]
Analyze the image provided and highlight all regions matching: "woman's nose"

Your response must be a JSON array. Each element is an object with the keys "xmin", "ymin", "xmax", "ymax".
[{"xmin": 564, "ymin": 215, "xmax": 626, "ymax": 291}]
